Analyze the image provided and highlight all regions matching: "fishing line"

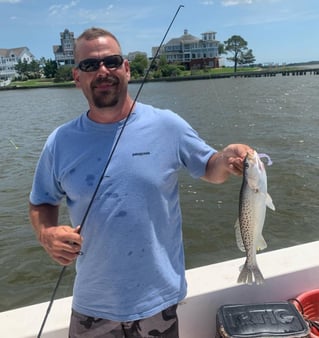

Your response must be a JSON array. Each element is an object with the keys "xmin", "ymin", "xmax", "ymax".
[{"xmin": 37, "ymin": 5, "xmax": 184, "ymax": 337}]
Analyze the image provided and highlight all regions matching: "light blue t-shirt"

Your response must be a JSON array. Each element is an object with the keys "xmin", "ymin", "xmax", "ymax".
[{"xmin": 30, "ymin": 102, "xmax": 216, "ymax": 321}]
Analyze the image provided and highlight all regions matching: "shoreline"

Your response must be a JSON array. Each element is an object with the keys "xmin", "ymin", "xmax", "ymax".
[{"xmin": 1, "ymin": 66, "xmax": 319, "ymax": 91}]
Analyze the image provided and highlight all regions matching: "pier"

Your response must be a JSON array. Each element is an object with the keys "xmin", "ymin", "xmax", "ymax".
[
  {"xmin": 161, "ymin": 67, "xmax": 319, "ymax": 82},
  {"xmin": 230, "ymin": 67, "xmax": 319, "ymax": 78}
]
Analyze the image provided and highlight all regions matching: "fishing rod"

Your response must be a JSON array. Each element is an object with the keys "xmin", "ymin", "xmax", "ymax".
[{"xmin": 37, "ymin": 4, "xmax": 184, "ymax": 337}]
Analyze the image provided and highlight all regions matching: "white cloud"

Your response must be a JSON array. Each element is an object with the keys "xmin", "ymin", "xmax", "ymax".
[
  {"xmin": 0, "ymin": 0, "xmax": 21, "ymax": 3},
  {"xmin": 222, "ymin": 0, "xmax": 254, "ymax": 6},
  {"xmin": 48, "ymin": 0, "xmax": 79, "ymax": 16},
  {"xmin": 200, "ymin": 1, "xmax": 214, "ymax": 5},
  {"xmin": 221, "ymin": 0, "xmax": 282, "ymax": 5}
]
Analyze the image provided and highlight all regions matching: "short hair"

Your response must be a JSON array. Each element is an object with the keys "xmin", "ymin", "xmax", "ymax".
[{"xmin": 74, "ymin": 27, "xmax": 122, "ymax": 61}]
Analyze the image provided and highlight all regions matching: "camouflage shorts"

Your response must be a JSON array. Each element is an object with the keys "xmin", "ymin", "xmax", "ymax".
[{"xmin": 69, "ymin": 304, "xmax": 179, "ymax": 338}]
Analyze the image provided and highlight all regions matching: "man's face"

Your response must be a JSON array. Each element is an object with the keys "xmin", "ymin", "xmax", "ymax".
[{"xmin": 73, "ymin": 36, "xmax": 130, "ymax": 110}]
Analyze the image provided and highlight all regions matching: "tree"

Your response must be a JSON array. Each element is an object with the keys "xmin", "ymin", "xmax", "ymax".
[
  {"xmin": 14, "ymin": 59, "xmax": 41, "ymax": 79},
  {"xmin": 14, "ymin": 59, "xmax": 29, "ymax": 77},
  {"xmin": 224, "ymin": 35, "xmax": 255, "ymax": 72},
  {"xmin": 218, "ymin": 43, "xmax": 226, "ymax": 55},
  {"xmin": 43, "ymin": 59, "xmax": 58, "ymax": 78},
  {"xmin": 54, "ymin": 65, "xmax": 73, "ymax": 82},
  {"xmin": 151, "ymin": 55, "xmax": 183, "ymax": 78},
  {"xmin": 157, "ymin": 55, "xmax": 167, "ymax": 68},
  {"xmin": 27, "ymin": 60, "xmax": 41, "ymax": 78},
  {"xmin": 28, "ymin": 60, "xmax": 40, "ymax": 73},
  {"xmin": 129, "ymin": 54, "xmax": 148, "ymax": 79},
  {"xmin": 239, "ymin": 49, "xmax": 256, "ymax": 66}
]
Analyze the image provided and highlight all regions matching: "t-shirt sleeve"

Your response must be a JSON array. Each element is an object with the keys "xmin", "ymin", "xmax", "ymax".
[
  {"xmin": 175, "ymin": 114, "xmax": 217, "ymax": 178},
  {"xmin": 29, "ymin": 133, "xmax": 65, "ymax": 206}
]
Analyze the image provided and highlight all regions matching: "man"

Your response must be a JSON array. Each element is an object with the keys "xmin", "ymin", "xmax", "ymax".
[{"xmin": 29, "ymin": 27, "xmax": 252, "ymax": 337}]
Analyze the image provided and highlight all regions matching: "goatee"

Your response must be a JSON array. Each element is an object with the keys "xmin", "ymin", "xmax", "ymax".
[{"xmin": 91, "ymin": 76, "xmax": 120, "ymax": 108}]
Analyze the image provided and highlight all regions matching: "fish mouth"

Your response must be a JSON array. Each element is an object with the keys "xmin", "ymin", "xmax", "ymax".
[{"xmin": 246, "ymin": 150, "xmax": 256, "ymax": 160}]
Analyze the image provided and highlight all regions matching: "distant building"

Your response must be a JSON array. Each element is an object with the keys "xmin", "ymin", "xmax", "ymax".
[
  {"xmin": 0, "ymin": 47, "xmax": 34, "ymax": 80},
  {"xmin": 53, "ymin": 29, "xmax": 75, "ymax": 65},
  {"xmin": 153, "ymin": 29, "xmax": 220, "ymax": 69}
]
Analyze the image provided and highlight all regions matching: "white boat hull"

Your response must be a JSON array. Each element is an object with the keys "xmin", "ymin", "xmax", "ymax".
[{"xmin": 1, "ymin": 241, "xmax": 319, "ymax": 338}]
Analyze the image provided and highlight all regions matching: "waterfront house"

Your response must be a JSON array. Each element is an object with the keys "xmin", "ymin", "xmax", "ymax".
[
  {"xmin": 0, "ymin": 47, "xmax": 34, "ymax": 81},
  {"xmin": 152, "ymin": 29, "xmax": 220, "ymax": 69},
  {"xmin": 53, "ymin": 29, "xmax": 75, "ymax": 66}
]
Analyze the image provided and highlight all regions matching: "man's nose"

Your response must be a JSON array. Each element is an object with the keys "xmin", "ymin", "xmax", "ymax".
[{"xmin": 97, "ymin": 61, "xmax": 111, "ymax": 73}]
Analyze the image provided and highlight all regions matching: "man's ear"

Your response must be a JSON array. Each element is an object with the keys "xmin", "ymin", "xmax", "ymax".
[
  {"xmin": 124, "ymin": 59, "xmax": 131, "ymax": 82},
  {"xmin": 73, "ymin": 68, "xmax": 81, "ymax": 88}
]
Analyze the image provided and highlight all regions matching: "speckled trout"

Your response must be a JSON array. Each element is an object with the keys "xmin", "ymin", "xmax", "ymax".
[{"xmin": 235, "ymin": 150, "xmax": 275, "ymax": 285}]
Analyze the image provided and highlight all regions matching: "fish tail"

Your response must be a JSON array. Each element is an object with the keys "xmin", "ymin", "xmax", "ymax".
[{"xmin": 237, "ymin": 260, "xmax": 265, "ymax": 285}]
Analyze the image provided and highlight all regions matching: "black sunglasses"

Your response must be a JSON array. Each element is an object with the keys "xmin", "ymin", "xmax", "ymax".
[{"xmin": 76, "ymin": 55, "xmax": 124, "ymax": 72}]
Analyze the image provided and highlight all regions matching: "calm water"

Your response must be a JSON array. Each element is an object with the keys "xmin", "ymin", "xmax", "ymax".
[{"xmin": 1, "ymin": 75, "xmax": 318, "ymax": 312}]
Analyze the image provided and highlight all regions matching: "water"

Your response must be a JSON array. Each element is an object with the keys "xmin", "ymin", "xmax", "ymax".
[{"xmin": 0, "ymin": 75, "xmax": 318, "ymax": 312}]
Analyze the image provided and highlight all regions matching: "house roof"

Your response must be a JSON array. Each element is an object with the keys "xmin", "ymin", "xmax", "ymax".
[
  {"xmin": 0, "ymin": 47, "xmax": 30, "ymax": 58},
  {"xmin": 53, "ymin": 45, "xmax": 63, "ymax": 53},
  {"xmin": 166, "ymin": 33, "xmax": 199, "ymax": 46}
]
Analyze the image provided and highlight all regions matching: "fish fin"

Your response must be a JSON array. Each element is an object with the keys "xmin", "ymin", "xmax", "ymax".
[
  {"xmin": 266, "ymin": 193, "xmax": 275, "ymax": 210},
  {"xmin": 234, "ymin": 219, "xmax": 246, "ymax": 252},
  {"xmin": 257, "ymin": 235, "xmax": 267, "ymax": 251}
]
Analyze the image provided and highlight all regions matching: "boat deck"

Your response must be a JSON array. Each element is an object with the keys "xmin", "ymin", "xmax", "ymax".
[{"xmin": 1, "ymin": 241, "xmax": 319, "ymax": 338}]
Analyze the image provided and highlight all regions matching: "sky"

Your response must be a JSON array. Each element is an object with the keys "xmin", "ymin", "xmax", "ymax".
[{"xmin": 0, "ymin": 0, "xmax": 318, "ymax": 65}]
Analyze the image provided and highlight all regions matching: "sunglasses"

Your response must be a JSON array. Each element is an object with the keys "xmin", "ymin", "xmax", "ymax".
[{"xmin": 76, "ymin": 55, "xmax": 124, "ymax": 72}]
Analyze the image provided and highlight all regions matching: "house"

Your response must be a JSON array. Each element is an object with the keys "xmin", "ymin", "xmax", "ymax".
[
  {"xmin": 153, "ymin": 29, "xmax": 220, "ymax": 69},
  {"xmin": 0, "ymin": 47, "xmax": 34, "ymax": 80},
  {"xmin": 53, "ymin": 29, "xmax": 75, "ymax": 65}
]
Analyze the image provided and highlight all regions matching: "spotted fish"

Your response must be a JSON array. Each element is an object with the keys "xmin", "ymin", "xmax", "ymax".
[{"xmin": 235, "ymin": 150, "xmax": 275, "ymax": 285}]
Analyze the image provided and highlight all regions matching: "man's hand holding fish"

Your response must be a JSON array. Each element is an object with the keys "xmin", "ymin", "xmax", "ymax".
[{"xmin": 202, "ymin": 144, "xmax": 253, "ymax": 183}]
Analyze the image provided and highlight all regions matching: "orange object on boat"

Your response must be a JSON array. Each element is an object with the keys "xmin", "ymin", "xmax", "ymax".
[{"xmin": 292, "ymin": 289, "xmax": 319, "ymax": 338}]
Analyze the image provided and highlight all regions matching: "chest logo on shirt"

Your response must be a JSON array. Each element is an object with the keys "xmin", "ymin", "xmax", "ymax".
[{"xmin": 132, "ymin": 152, "xmax": 151, "ymax": 157}]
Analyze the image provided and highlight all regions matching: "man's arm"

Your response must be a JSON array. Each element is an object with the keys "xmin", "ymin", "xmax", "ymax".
[{"xmin": 29, "ymin": 203, "xmax": 83, "ymax": 266}]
